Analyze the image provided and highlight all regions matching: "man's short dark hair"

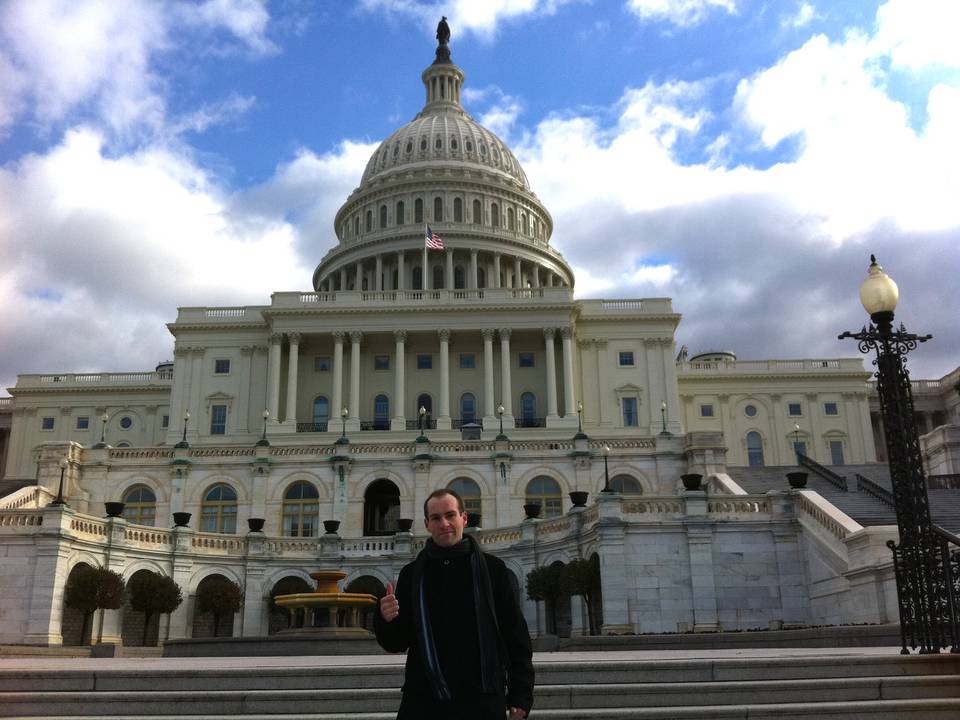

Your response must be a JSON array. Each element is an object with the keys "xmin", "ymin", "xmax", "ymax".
[{"xmin": 423, "ymin": 488, "xmax": 465, "ymax": 518}]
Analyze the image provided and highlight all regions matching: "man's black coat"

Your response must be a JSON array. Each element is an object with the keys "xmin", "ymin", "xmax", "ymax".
[{"xmin": 374, "ymin": 539, "xmax": 534, "ymax": 719}]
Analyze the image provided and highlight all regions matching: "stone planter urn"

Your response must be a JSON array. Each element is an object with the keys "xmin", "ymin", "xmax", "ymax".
[
  {"xmin": 172, "ymin": 512, "xmax": 191, "ymax": 528},
  {"xmin": 104, "ymin": 502, "xmax": 125, "ymax": 518},
  {"xmin": 569, "ymin": 491, "xmax": 589, "ymax": 507},
  {"xmin": 681, "ymin": 473, "xmax": 703, "ymax": 491},
  {"xmin": 396, "ymin": 518, "xmax": 414, "ymax": 533},
  {"xmin": 523, "ymin": 503, "xmax": 542, "ymax": 519},
  {"xmin": 323, "ymin": 520, "xmax": 341, "ymax": 535},
  {"xmin": 247, "ymin": 517, "xmax": 265, "ymax": 533},
  {"xmin": 787, "ymin": 471, "xmax": 809, "ymax": 489},
  {"xmin": 466, "ymin": 512, "xmax": 481, "ymax": 528}
]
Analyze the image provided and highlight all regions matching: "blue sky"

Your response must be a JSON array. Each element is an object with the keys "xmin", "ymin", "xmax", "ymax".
[{"xmin": 1, "ymin": 0, "xmax": 959, "ymax": 395}]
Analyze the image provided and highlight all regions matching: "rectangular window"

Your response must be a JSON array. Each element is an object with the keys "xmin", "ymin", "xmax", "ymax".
[
  {"xmin": 314, "ymin": 356, "xmax": 331, "ymax": 372},
  {"xmin": 210, "ymin": 405, "xmax": 227, "ymax": 435},
  {"xmin": 374, "ymin": 355, "xmax": 390, "ymax": 371},
  {"xmin": 459, "ymin": 353, "xmax": 476, "ymax": 369},
  {"xmin": 787, "ymin": 403, "xmax": 802, "ymax": 416},
  {"xmin": 161, "ymin": 414, "xmax": 170, "ymax": 428},
  {"xmin": 618, "ymin": 351, "xmax": 635, "ymax": 367},
  {"xmin": 76, "ymin": 416, "xmax": 89, "ymax": 430},
  {"xmin": 214, "ymin": 359, "xmax": 231, "ymax": 374},
  {"xmin": 700, "ymin": 404, "xmax": 714, "ymax": 417},
  {"xmin": 824, "ymin": 402, "xmax": 839, "ymax": 416},
  {"xmin": 622, "ymin": 398, "xmax": 638, "ymax": 427},
  {"xmin": 417, "ymin": 354, "xmax": 433, "ymax": 370},
  {"xmin": 518, "ymin": 352, "xmax": 535, "ymax": 368},
  {"xmin": 41, "ymin": 417, "xmax": 55, "ymax": 431},
  {"xmin": 830, "ymin": 440, "xmax": 845, "ymax": 466}
]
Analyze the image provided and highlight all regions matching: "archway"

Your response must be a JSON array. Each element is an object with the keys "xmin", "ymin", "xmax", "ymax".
[
  {"xmin": 191, "ymin": 573, "xmax": 237, "ymax": 638},
  {"xmin": 588, "ymin": 553, "xmax": 603, "ymax": 635},
  {"xmin": 268, "ymin": 576, "xmax": 312, "ymax": 635},
  {"xmin": 345, "ymin": 575, "xmax": 387, "ymax": 630},
  {"xmin": 549, "ymin": 560, "xmax": 572, "ymax": 638},
  {"xmin": 61, "ymin": 562, "xmax": 95, "ymax": 646},
  {"xmin": 364, "ymin": 479, "xmax": 401, "ymax": 536},
  {"xmin": 120, "ymin": 569, "xmax": 161, "ymax": 646}
]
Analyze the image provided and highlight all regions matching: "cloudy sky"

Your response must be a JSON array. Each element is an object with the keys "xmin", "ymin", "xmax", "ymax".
[{"xmin": 2, "ymin": 0, "xmax": 958, "ymax": 396}]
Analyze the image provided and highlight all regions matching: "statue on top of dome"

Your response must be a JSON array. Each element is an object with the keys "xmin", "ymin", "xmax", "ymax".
[{"xmin": 436, "ymin": 16, "xmax": 450, "ymax": 46}]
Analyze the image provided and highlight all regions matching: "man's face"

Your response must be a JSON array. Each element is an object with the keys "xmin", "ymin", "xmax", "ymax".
[{"xmin": 424, "ymin": 493, "xmax": 468, "ymax": 547}]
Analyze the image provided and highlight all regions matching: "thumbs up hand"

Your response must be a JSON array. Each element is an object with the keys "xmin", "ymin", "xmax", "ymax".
[{"xmin": 380, "ymin": 581, "xmax": 399, "ymax": 622}]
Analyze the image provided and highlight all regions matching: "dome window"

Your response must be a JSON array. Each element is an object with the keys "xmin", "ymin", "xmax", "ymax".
[
  {"xmin": 433, "ymin": 197, "xmax": 443, "ymax": 222},
  {"xmin": 393, "ymin": 143, "xmax": 399, "ymax": 157},
  {"xmin": 479, "ymin": 142, "xmax": 487, "ymax": 156},
  {"xmin": 415, "ymin": 198, "xmax": 424, "ymax": 224},
  {"xmin": 492, "ymin": 147, "xmax": 500, "ymax": 161},
  {"xmin": 396, "ymin": 201, "xmax": 405, "ymax": 226},
  {"xmin": 451, "ymin": 137, "xmax": 459, "ymax": 150},
  {"xmin": 435, "ymin": 137, "xmax": 443, "ymax": 150},
  {"xmin": 420, "ymin": 137, "xmax": 428, "ymax": 151},
  {"xmin": 365, "ymin": 210, "xmax": 373, "ymax": 233},
  {"xmin": 454, "ymin": 197, "xmax": 463, "ymax": 222},
  {"xmin": 405, "ymin": 141, "xmax": 413, "ymax": 154},
  {"xmin": 466, "ymin": 140, "xmax": 473, "ymax": 152},
  {"xmin": 472, "ymin": 199, "xmax": 481, "ymax": 225}
]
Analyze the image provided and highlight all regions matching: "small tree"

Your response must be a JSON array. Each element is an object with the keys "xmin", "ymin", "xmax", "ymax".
[
  {"xmin": 195, "ymin": 576, "xmax": 244, "ymax": 637},
  {"xmin": 561, "ymin": 558, "xmax": 602, "ymax": 635},
  {"xmin": 128, "ymin": 571, "xmax": 183, "ymax": 646},
  {"xmin": 526, "ymin": 564, "xmax": 563, "ymax": 634},
  {"xmin": 63, "ymin": 565, "xmax": 126, "ymax": 644}
]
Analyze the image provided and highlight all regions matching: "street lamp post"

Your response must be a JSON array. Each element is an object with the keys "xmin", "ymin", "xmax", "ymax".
[
  {"xmin": 576, "ymin": 400, "xmax": 583, "ymax": 433},
  {"xmin": 839, "ymin": 255, "xmax": 952, "ymax": 654},
  {"xmin": 341, "ymin": 407, "xmax": 349, "ymax": 439},
  {"xmin": 181, "ymin": 412, "xmax": 190, "ymax": 443},
  {"xmin": 93, "ymin": 412, "xmax": 110, "ymax": 448},
  {"xmin": 497, "ymin": 404, "xmax": 505, "ymax": 437},
  {"xmin": 601, "ymin": 445, "xmax": 612, "ymax": 493},
  {"xmin": 793, "ymin": 423, "xmax": 802, "ymax": 458},
  {"xmin": 660, "ymin": 401, "xmax": 670, "ymax": 436},
  {"xmin": 50, "ymin": 458, "xmax": 69, "ymax": 507},
  {"xmin": 257, "ymin": 409, "xmax": 270, "ymax": 446}
]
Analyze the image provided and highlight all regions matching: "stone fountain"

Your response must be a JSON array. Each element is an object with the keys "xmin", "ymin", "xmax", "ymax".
[{"xmin": 274, "ymin": 569, "xmax": 378, "ymax": 637}]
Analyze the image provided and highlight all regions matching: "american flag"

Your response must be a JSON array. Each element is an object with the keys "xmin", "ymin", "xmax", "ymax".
[{"xmin": 425, "ymin": 225, "xmax": 445, "ymax": 250}]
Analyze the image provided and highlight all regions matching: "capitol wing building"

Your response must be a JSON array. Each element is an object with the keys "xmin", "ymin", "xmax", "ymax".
[{"xmin": 1, "ymin": 36, "xmax": 957, "ymax": 648}]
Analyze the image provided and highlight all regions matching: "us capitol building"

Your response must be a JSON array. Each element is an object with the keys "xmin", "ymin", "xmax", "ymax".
[{"xmin": 1, "ymin": 32, "xmax": 958, "ymax": 647}]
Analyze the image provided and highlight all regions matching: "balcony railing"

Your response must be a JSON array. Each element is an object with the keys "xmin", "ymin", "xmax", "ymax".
[
  {"xmin": 677, "ymin": 358, "xmax": 865, "ymax": 374},
  {"xmin": 296, "ymin": 422, "xmax": 329, "ymax": 433},
  {"xmin": 15, "ymin": 371, "xmax": 174, "ymax": 389}
]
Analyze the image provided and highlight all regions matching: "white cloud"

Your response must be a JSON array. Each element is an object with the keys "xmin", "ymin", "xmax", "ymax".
[
  {"xmin": 464, "ymin": 86, "xmax": 524, "ymax": 138},
  {"xmin": 782, "ymin": 2, "xmax": 818, "ymax": 29},
  {"xmin": 0, "ymin": 0, "xmax": 273, "ymax": 138},
  {"xmin": 872, "ymin": 0, "xmax": 960, "ymax": 69},
  {"xmin": 625, "ymin": 0, "xmax": 736, "ymax": 27}
]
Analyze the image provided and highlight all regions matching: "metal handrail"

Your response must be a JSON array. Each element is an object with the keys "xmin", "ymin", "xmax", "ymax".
[
  {"xmin": 797, "ymin": 452, "xmax": 847, "ymax": 491},
  {"xmin": 856, "ymin": 473, "xmax": 895, "ymax": 508},
  {"xmin": 928, "ymin": 474, "xmax": 960, "ymax": 490}
]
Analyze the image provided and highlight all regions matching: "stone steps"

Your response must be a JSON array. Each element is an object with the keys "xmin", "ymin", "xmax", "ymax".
[{"xmin": 3, "ymin": 653, "xmax": 960, "ymax": 718}]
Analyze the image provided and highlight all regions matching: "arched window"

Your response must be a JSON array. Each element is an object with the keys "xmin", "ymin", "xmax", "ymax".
[
  {"xmin": 453, "ymin": 197, "xmax": 463, "ymax": 222},
  {"xmin": 525, "ymin": 476, "xmax": 562, "ymax": 518},
  {"xmin": 313, "ymin": 396, "xmax": 329, "ymax": 429},
  {"xmin": 122, "ymin": 485, "xmax": 156, "ymax": 526},
  {"xmin": 282, "ymin": 481, "xmax": 319, "ymax": 537},
  {"xmin": 433, "ymin": 197, "xmax": 443, "ymax": 222},
  {"xmin": 417, "ymin": 393, "xmax": 433, "ymax": 429},
  {"xmin": 365, "ymin": 210, "xmax": 372, "ymax": 233},
  {"xmin": 460, "ymin": 393, "xmax": 477, "ymax": 424},
  {"xmin": 477, "ymin": 267, "xmax": 486, "ymax": 288},
  {"xmin": 520, "ymin": 392, "xmax": 537, "ymax": 427},
  {"xmin": 201, "ymin": 484, "xmax": 238, "ymax": 533},
  {"xmin": 373, "ymin": 394, "xmax": 389, "ymax": 430},
  {"xmin": 415, "ymin": 198, "xmax": 423, "ymax": 223},
  {"xmin": 364, "ymin": 479, "xmax": 400, "ymax": 536},
  {"xmin": 353, "ymin": 216, "xmax": 359, "ymax": 236},
  {"xmin": 491, "ymin": 203, "xmax": 499, "ymax": 227},
  {"xmin": 392, "ymin": 269, "xmax": 398, "ymax": 289},
  {"xmin": 396, "ymin": 201, "xmax": 405, "ymax": 226},
  {"xmin": 472, "ymin": 199, "xmax": 482, "ymax": 224},
  {"xmin": 454, "ymin": 265, "xmax": 465, "ymax": 289},
  {"xmin": 610, "ymin": 475, "xmax": 643, "ymax": 494},
  {"xmin": 433, "ymin": 265, "xmax": 444, "ymax": 289},
  {"xmin": 507, "ymin": 207, "xmax": 515, "ymax": 230},
  {"xmin": 521, "ymin": 213, "xmax": 528, "ymax": 235},
  {"xmin": 448, "ymin": 477, "xmax": 481, "ymax": 521},
  {"xmin": 412, "ymin": 266, "xmax": 423, "ymax": 290},
  {"xmin": 747, "ymin": 431, "xmax": 765, "ymax": 467},
  {"xmin": 379, "ymin": 204, "xmax": 387, "ymax": 229}
]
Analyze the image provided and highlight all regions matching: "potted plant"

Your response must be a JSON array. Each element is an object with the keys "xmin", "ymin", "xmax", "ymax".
[
  {"xmin": 787, "ymin": 471, "xmax": 808, "ymax": 489},
  {"xmin": 569, "ymin": 491, "xmax": 589, "ymax": 507},
  {"xmin": 172, "ymin": 512, "xmax": 191, "ymax": 527},
  {"xmin": 104, "ymin": 502, "xmax": 125, "ymax": 518},
  {"xmin": 681, "ymin": 473, "xmax": 703, "ymax": 491},
  {"xmin": 523, "ymin": 502, "xmax": 542, "ymax": 519},
  {"xmin": 323, "ymin": 520, "xmax": 341, "ymax": 534},
  {"xmin": 247, "ymin": 517, "xmax": 265, "ymax": 533},
  {"xmin": 396, "ymin": 518, "xmax": 414, "ymax": 532},
  {"xmin": 466, "ymin": 512, "xmax": 481, "ymax": 528}
]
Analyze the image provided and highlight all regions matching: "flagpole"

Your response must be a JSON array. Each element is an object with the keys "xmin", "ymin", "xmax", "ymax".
[{"xmin": 422, "ymin": 224, "xmax": 429, "ymax": 290}]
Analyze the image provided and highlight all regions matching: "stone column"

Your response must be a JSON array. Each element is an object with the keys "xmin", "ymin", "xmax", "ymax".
[
  {"xmin": 241, "ymin": 561, "xmax": 268, "ymax": 637},
  {"xmin": 392, "ymin": 330, "xmax": 407, "ymax": 431},
  {"xmin": 284, "ymin": 332, "xmax": 300, "ymax": 425},
  {"xmin": 806, "ymin": 393, "xmax": 822, "ymax": 462},
  {"xmin": 493, "ymin": 253, "xmax": 502, "ymax": 288},
  {"xmin": 355, "ymin": 260, "xmax": 364, "ymax": 291},
  {"xmin": 267, "ymin": 333, "xmax": 282, "ymax": 422},
  {"xmin": 236, "ymin": 346, "xmax": 253, "ymax": 432},
  {"xmin": 375, "ymin": 255, "xmax": 383, "ymax": 291},
  {"xmin": 446, "ymin": 249, "xmax": 454, "ymax": 290},
  {"xmin": 770, "ymin": 393, "xmax": 786, "ymax": 465},
  {"xmin": 543, "ymin": 328, "xmax": 559, "ymax": 421},
  {"xmin": 482, "ymin": 328, "xmax": 496, "ymax": 427},
  {"xmin": 643, "ymin": 338, "xmax": 661, "ymax": 432},
  {"xmin": 470, "ymin": 249, "xmax": 479, "ymax": 290},
  {"xmin": 499, "ymin": 328, "xmax": 514, "ymax": 419},
  {"xmin": 188, "ymin": 348, "xmax": 204, "ymax": 438},
  {"xmin": 332, "ymin": 332, "xmax": 345, "ymax": 421},
  {"xmin": 339, "ymin": 267, "xmax": 347, "ymax": 291},
  {"xmin": 397, "ymin": 251, "xmax": 405, "ymax": 290},
  {"xmin": 532, "ymin": 265, "xmax": 540, "ymax": 288},
  {"xmin": 561, "ymin": 327, "xmax": 577, "ymax": 417},
  {"xmin": 437, "ymin": 329, "xmax": 452, "ymax": 430},
  {"xmin": 513, "ymin": 257, "xmax": 522, "ymax": 288},
  {"xmin": 349, "ymin": 332, "xmax": 362, "ymax": 422}
]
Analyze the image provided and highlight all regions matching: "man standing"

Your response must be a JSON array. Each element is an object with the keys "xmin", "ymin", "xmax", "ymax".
[{"xmin": 375, "ymin": 489, "xmax": 534, "ymax": 719}]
